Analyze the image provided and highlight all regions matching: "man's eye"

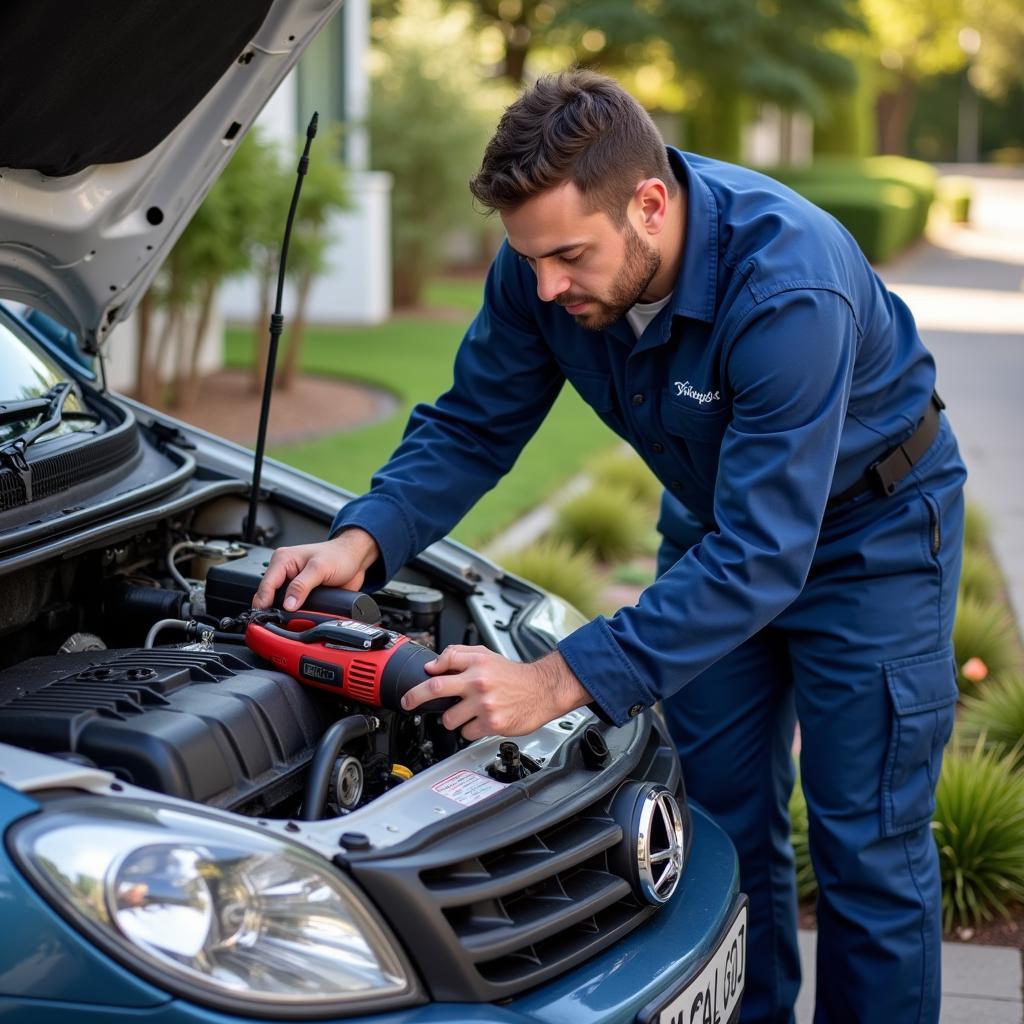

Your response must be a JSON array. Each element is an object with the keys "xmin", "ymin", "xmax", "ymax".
[{"xmin": 561, "ymin": 253, "xmax": 583, "ymax": 265}]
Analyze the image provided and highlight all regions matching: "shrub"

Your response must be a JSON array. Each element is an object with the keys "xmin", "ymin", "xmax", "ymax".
[
  {"xmin": 952, "ymin": 595, "xmax": 1021, "ymax": 696},
  {"xmin": 963, "ymin": 503, "xmax": 989, "ymax": 552},
  {"xmin": 500, "ymin": 538, "xmax": 602, "ymax": 618},
  {"xmin": 553, "ymin": 485, "xmax": 648, "ymax": 562},
  {"xmin": 960, "ymin": 674, "xmax": 1024, "ymax": 767},
  {"xmin": 933, "ymin": 736, "xmax": 1024, "ymax": 931},
  {"xmin": 937, "ymin": 176, "xmax": 972, "ymax": 224},
  {"xmin": 589, "ymin": 450, "xmax": 662, "ymax": 508},
  {"xmin": 789, "ymin": 771, "xmax": 818, "ymax": 902},
  {"xmin": 764, "ymin": 156, "xmax": 937, "ymax": 263},
  {"xmin": 798, "ymin": 179, "xmax": 917, "ymax": 263},
  {"xmin": 958, "ymin": 546, "xmax": 1002, "ymax": 605}
]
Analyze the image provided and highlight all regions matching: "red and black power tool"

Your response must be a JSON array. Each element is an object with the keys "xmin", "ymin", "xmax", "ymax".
[{"xmin": 244, "ymin": 611, "xmax": 456, "ymax": 714}]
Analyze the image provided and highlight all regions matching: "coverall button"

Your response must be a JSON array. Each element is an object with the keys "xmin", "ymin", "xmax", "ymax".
[
  {"xmin": 628, "ymin": 703, "xmax": 642, "ymax": 717},
  {"xmin": 670, "ymin": 480, "xmax": 682, "ymax": 490},
  {"xmin": 651, "ymin": 441, "xmax": 664, "ymax": 454},
  {"xmin": 631, "ymin": 393, "xmax": 645, "ymax": 406}
]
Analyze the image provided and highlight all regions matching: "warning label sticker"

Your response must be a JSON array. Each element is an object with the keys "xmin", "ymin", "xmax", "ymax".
[{"xmin": 431, "ymin": 770, "xmax": 504, "ymax": 806}]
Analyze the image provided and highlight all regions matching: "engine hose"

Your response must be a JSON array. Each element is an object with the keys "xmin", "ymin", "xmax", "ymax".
[{"xmin": 301, "ymin": 715, "xmax": 380, "ymax": 821}]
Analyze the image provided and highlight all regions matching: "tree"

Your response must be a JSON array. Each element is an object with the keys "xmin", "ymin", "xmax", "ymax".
[
  {"xmin": 432, "ymin": 0, "xmax": 566, "ymax": 83},
  {"xmin": 138, "ymin": 130, "xmax": 282, "ymax": 407},
  {"xmin": 859, "ymin": 0, "xmax": 968, "ymax": 154},
  {"xmin": 563, "ymin": 0, "xmax": 862, "ymax": 161},
  {"xmin": 276, "ymin": 131, "xmax": 351, "ymax": 391},
  {"xmin": 860, "ymin": 0, "xmax": 1024, "ymax": 154},
  {"xmin": 369, "ymin": 0, "xmax": 512, "ymax": 306}
]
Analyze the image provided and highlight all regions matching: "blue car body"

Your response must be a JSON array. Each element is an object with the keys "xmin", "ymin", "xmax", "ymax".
[{"xmin": 1, "ymin": 785, "xmax": 741, "ymax": 1023}]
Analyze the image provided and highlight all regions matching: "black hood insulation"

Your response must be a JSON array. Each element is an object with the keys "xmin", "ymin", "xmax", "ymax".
[{"xmin": 0, "ymin": 0, "xmax": 274, "ymax": 176}]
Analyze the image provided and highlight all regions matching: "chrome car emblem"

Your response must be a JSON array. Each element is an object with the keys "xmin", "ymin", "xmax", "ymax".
[{"xmin": 635, "ymin": 787, "xmax": 685, "ymax": 904}]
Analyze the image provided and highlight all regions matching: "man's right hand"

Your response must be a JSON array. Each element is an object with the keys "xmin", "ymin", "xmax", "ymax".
[{"xmin": 251, "ymin": 528, "xmax": 380, "ymax": 611}]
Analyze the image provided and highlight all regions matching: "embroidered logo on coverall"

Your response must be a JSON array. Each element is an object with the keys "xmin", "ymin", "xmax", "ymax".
[{"xmin": 674, "ymin": 380, "xmax": 721, "ymax": 405}]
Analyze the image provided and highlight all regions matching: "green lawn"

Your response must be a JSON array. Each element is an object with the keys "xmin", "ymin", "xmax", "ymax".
[{"xmin": 226, "ymin": 278, "xmax": 617, "ymax": 546}]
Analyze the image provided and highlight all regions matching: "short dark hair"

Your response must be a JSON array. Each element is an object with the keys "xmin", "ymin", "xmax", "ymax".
[{"xmin": 469, "ymin": 70, "xmax": 677, "ymax": 226}]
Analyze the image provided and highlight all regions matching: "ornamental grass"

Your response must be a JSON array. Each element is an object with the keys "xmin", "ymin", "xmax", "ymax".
[
  {"xmin": 960, "ymin": 673, "xmax": 1024, "ymax": 768},
  {"xmin": 553, "ymin": 485, "xmax": 649, "ymax": 562},
  {"xmin": 499, "ymin": 538, "xmax": 602, "ymax": 618},
  {"xmin": 588, "ymin": 449, "xmax": 662, "ymax": 508},
  {"xmin": 952, "ymin": 594, "xmax": 1021, "ymax": 697},
  {"xmin": 788, "ymin": 771, "xmax": 818, "ymax": 902},
  {"xmin": 958, "ymin": 546, "xmax": 1002, "ymax": 605},
  {"xmin": 962, "ymin": 502, "xmax": 989, "ymax": 552},
  {"xmin": 932, "ymin": 736, "xmax": 1024, "ymax": 931}
]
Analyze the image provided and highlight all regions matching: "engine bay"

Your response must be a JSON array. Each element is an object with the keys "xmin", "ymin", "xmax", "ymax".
[{"xmin": 0, "ymin": 498, "xmax": 501, "ymax": 821}]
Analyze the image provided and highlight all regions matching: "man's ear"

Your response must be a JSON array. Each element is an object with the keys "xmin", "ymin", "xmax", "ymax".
[{"xmin": 633, "ymin": 178, "xmax": 670, "ymax": 235}]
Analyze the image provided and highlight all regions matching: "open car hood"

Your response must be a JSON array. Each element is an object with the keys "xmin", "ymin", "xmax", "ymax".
[{"xmin": 0, "ymin": 0, "xmax": 342, "ymax": 354}]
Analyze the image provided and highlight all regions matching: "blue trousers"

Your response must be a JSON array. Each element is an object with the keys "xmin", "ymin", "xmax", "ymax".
[{"xmin": 658, "ymin": 417, "xmax": 965, "ymax": 1024}]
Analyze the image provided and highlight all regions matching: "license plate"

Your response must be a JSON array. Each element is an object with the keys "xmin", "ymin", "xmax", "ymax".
[{"xmin": 645, "ymin": 903, "xmax": 747, "ymax": 1024}]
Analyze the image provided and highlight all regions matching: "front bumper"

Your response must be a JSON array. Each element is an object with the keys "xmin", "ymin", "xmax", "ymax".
[{"xmin": 0, "ymin": 785, "xmax": 738, "ymax": 1024}]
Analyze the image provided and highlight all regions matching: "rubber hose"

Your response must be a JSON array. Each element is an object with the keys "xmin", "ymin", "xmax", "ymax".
[{"xmin": 301, "ymin": 715, "xmax": 379, "ymax": 821}]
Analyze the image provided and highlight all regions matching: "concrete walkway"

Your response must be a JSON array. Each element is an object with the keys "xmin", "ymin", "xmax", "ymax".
[
  {"xmin": 881, "ymin": 166, "xmax": 1024, "ymax": 626},
  {"xmin": 792, "ymin": 167, "xmax": 1024, "ymax": 1023},
  {"xmin": 796, "ymin": 929, "xmax": 1023, "ymax": 1022}
]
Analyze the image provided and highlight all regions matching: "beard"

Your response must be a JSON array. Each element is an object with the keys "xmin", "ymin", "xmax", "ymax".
[{"xmin": 559, "ymin": 222, "xmax": 662, "ymax": 331}]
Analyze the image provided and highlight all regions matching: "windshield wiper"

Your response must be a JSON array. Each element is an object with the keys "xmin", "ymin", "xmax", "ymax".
[
  {"xmin": 0, "ymin": 395, "xmax": 54, "ymax": 426},
  {"xmin": 0, "ymin": 382, "xmax": 73, "ymax": 502}
]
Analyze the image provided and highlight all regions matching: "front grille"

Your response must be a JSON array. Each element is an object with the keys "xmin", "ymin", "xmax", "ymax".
[{"xmin": 350, "ymin": 717, "xmax": 685, "ymax": 1001}]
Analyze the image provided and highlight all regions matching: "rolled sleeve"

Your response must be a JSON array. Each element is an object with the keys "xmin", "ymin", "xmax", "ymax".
[{"xmin": 559, "ymin": 287, "xmax": 860, "ymax": 722}]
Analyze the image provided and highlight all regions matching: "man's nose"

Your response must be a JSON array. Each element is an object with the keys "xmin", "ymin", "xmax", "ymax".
[{"xmin": 535, "ymin": 261, "xmax": 570, "ymax": 303}]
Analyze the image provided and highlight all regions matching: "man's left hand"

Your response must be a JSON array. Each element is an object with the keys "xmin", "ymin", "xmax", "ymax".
[{"xmin": 401, "ymin": 646, "xmax": 592, "ymax": 740}]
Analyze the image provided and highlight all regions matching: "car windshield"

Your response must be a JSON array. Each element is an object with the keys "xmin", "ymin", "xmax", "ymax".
[{"xmin": 0, "ymin": 316, "xmax": 98, "ymax": 445}]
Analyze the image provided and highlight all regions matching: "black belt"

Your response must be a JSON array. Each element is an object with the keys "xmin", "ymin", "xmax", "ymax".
[{"xmin": 827, "ymin": 393, "xmax": 945, "ymax": 510}]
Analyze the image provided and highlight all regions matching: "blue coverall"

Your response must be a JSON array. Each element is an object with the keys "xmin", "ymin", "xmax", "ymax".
[{"xmin": 333, "ymin": 149, "xmax": 966, "ymax": 1023}]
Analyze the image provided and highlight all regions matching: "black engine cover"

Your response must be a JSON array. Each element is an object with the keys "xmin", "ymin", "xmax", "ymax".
[{"xmin": 0, "ymin": 647, "xmax": 330, "ymax": 811}]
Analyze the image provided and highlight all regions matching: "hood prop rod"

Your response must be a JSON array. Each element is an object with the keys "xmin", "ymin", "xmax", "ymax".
[{"xmin": 244, "ymin": 111, "xmax": 319, "ymax": 543}]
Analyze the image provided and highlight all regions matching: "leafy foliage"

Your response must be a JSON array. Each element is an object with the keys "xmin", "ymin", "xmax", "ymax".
[
  {"xmin": 553, "ymin": 485, "xmax": 649, "ymax": 561},
  {"xmin": 933, "ymin": 736, "xmax": 1024, "ymax": 930},
  {"xmin": 952, "ymin": 594, "xmax": 1021, "ymax": 696},
  {"xmin": 500, "ymin": 538, "xmax": 602, "ymax": 617},
  {"xmin": 960, "ymin": 674, "xmax": 1024, "ymax": 767}
]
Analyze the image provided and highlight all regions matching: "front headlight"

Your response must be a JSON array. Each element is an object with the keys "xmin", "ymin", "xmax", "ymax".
[{"xmin": 8, "ymin": 797, "xmax": 420, "ymax": 1017}]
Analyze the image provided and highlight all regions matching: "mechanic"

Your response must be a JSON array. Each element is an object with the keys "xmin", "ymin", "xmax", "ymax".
[{"xmin": 254, "ymin": 71, "xmax": 966, "ymax": 1023}]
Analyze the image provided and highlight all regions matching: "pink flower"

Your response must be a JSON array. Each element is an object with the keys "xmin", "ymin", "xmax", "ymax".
[{"xmin": 960, "ymin": 657, "xmax": 989, "ymax": 683}]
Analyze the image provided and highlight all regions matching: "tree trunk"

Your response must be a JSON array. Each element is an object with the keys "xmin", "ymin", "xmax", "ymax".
[
  {"xmin": 151, "ymin": 304, "xmax": 181, "ymax": 410},
  {"xmin": 278, "ymin": 270, "xmax": 314, "ymax": 392},
  {"xmin": 134, "ymin": 290, "xmax": 159, "ymax": 406},
  {"xmin": 687, "ymin": 85, "xmax": 747, "ymax": 163},
  {"xmin": 169, "ymin": 305, "xmax": 191, "ymax": 410},
  {"xmin": 504, "ymin": 37, "xmax": 529, "ymax": 84},
  {"xmin": 876, "ymin": 75, "xmax": 917, "ymax": 156},
  {"xmin": 179, "ymin": 278, "xmax": 219, "ymax": 409}
]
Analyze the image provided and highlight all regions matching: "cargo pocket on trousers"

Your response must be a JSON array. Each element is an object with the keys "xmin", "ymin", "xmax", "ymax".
[{"xmin": 881, "ymin": 647, "xmax": 958, "ymax": 837}]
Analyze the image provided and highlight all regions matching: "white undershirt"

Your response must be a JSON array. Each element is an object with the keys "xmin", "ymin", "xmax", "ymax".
[{"xmin": 626, "ymin": 292, "xmax": 674, "ymax": 338}]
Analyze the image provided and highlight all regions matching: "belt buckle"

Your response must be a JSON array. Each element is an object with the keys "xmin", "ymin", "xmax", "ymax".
[{"xmin": 868, "ymin": 441, "xmax": 915, "ymax": 497}]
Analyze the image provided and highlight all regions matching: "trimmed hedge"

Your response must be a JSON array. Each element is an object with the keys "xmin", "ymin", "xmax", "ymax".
[{"xmin": 762, "ymin": 156, "xmax": 937, "ymax": 264}]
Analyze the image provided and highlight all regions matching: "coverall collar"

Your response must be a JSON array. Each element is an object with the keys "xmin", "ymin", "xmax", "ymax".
[
  {"xmin": 617, "ymin": 148, "xmax": 719, "ymax": 354},
  {"xmin": 666, "ymin": 147, "xmax": 719, "ymax": 326}
]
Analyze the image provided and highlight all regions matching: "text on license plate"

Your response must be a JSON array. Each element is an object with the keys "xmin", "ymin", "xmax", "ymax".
[{"xmin": 657, "ymin": 905, "xmax": 747, "ymax": 1024}]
